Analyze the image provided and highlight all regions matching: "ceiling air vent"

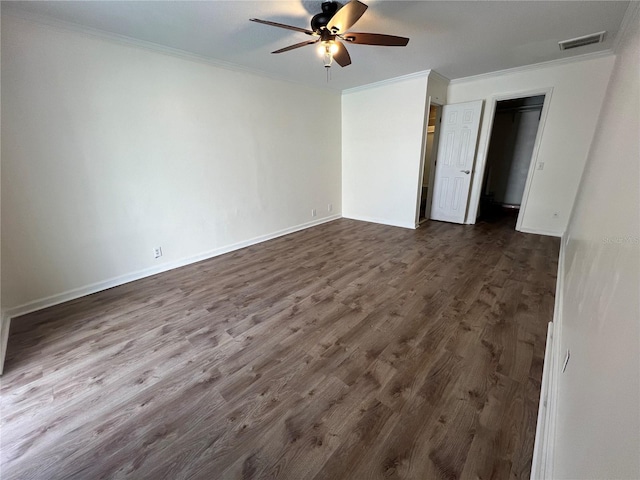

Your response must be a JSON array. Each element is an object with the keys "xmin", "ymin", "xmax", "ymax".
[{"xmin": 559, "ymin": 31, "xmax": 606, "ymax": 51}]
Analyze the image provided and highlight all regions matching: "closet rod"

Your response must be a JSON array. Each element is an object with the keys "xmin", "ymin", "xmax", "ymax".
[{"xmin": 496, "ymin": 105, "xmax": 544, "ymax": 113}]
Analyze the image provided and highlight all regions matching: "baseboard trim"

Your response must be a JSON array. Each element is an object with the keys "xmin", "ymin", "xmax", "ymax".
[
  {"xmin": 531, "ymin": 233, "xmax": 565, "ymax": 479},
  {"xmin": 531, "ymin": 321, "xmax": 555, "ymax": 479},
  {"xmin": 0, "ymin": 312, "xmax": 11, "ymax": 375},
  {"xmin": 6, "ymin": 215, "xmax": 342, "ymax": 319},
  {"xmin": 342, "ymin": 214, "xmax": 416, "ymax": 230},
  {"xmin": 517, "ymin": 226, "xmax": 563, "ymax": 238}
]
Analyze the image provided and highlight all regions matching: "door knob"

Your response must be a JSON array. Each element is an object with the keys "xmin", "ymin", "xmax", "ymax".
[{"xmin": 460, "ymin": 170, "xmax": 470, "ymax": 174}]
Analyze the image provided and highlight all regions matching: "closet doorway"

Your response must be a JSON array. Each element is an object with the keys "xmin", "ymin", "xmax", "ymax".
[
  {"xmin": 478, "ymin": 94, "xmax": 546, "ymax": 227},
  {"xmin": 417, "ymin": 103, "xmax": 442, "ymax": 224}
]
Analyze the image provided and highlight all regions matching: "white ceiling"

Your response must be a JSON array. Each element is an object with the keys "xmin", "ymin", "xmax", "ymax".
[{"xmin": 3, "ymin": 1, "xmax": 631, "ymax": 91}]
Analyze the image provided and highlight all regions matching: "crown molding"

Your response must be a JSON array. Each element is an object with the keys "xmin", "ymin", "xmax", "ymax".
[
  {"xmin": 613, "ymin": 0, "xmax": 640, "ymax": 53},
  {"xmin": 342, "ymin": 69, "xmax": 432, "ymax": 95},
  {"xmin": 449, "ymin": 50, "xmax": 615, "ymax": 85},
  {"xmin": 427, "ymin": 70, "xmax": 450, "ymax": 85},
  {"xmin": 1, "ymin": 8, "xmax": 343, "ymax": 94}
]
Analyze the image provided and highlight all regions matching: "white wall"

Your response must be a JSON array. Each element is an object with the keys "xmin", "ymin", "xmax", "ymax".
[
  {"xmin": 448, "ymin": 54, "xmax": 614, "ymax": 235},
  {"xmin": 1, "ymin": 15, "xmax": 342, "ymax": 313},
  {"xmin": 342, "ymin": 74, "xmax": 428, "ymax": 228},
  {"xmin": 553, "ymin": 4, "xmax": 640, "ymax": 478},
  {"xmin": 0, "ymin": 13, "xmax": 7, "ymax": 374}
]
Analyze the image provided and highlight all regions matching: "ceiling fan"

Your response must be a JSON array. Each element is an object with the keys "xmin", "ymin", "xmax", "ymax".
[{"xmin": 250, "ymin": 0, "xmax": 409, "ymax": 70}]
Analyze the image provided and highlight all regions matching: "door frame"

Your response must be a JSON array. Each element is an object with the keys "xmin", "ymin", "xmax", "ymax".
[
  {"xmin": 414, "ymin": 97, "xmax": 443, "ymax": 226},
  {"xmin": 465, "ymin": 87, "xmax": 554, "ymax": 230}
]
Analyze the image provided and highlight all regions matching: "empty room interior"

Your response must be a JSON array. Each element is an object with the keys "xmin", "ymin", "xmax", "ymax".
[{"xmin": 1, "ymin": 1, "xmax": 638, "ymax": 479}]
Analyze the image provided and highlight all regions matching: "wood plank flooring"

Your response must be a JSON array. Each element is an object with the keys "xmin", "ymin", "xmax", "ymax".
[{"xmin": 0, "ymin": 217, "xmax": 559, "ymax": 480}]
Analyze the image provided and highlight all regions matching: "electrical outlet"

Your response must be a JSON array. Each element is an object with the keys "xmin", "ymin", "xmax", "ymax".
[
  {"xmin": 328, "ymin": 203, "xmax": 333, "ymax": 212},
  {"xmin": 153, "ymin": 247, "xmax": 163, "ymax": 258},
  {"xmin": 311, "ymin": 209, "xmax": 317, "ymax": 217}
]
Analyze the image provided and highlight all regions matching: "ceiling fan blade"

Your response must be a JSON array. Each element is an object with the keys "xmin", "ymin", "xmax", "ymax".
[
  {"xmin": 333, "ymin": 41, "xmax": 352, "ymax": 67},
  {"xmin": 342, "ymin": 32, "xmax": 410, "ymax": 46},
  {"xmin": 250, "ymin": 18, "xmax": 315, "ymax": 36},
  {"xmin": 326, "ymin": 0, "xmax": 368, "ymax": 34},
  {"xmin": 272, "ymin": 39, "xmax": 319, "ymax": 54}
]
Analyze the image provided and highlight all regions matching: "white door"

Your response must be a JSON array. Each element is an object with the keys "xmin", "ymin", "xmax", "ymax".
[{"xmin": 430, "ymin": 100, "xmax": 483, "ymax": 224}]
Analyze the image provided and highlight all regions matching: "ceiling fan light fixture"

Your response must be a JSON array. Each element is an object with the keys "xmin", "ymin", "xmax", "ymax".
[
  {"xmin": 317, "ymin": 41, "xmax": 338, "ymax": 56},
  {"xmin": 318, "ymin": 41, "xmax": 339, "ymax": 68},
  {"xmin": 323, "ymin": 48, "xmax": 333, "ymax": 68}
]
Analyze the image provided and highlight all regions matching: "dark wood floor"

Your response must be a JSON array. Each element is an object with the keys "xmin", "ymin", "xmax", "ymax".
[{"xmin": 1, "ymin": 218, "xmax": 559, "ymax": 480}]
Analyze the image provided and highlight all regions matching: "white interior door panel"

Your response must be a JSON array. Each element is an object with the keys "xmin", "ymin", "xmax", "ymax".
[{"xmin": 430, "ymin": 100, "xmax": 483, "ymax": 224}]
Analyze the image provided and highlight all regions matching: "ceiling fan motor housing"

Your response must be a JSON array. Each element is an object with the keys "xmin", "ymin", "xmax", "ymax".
[{"xmin": 311, "ymin": 1, "xmax": 340, "ymax": 31}]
